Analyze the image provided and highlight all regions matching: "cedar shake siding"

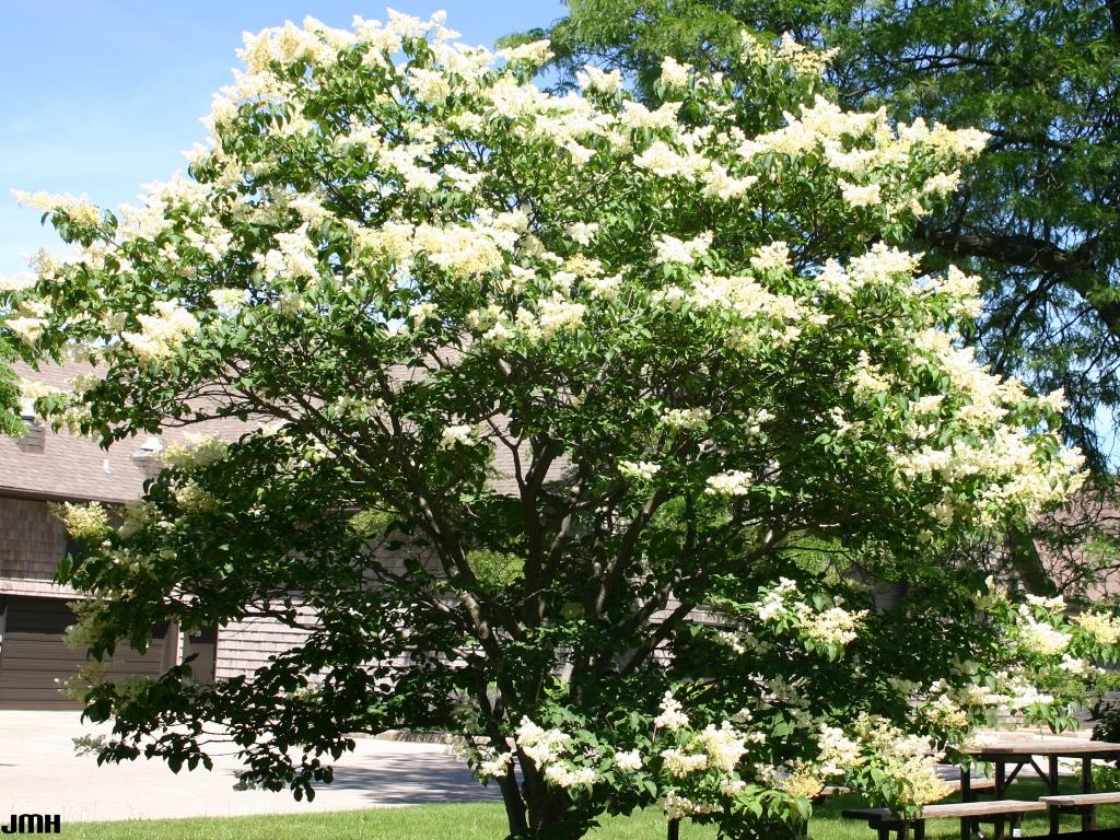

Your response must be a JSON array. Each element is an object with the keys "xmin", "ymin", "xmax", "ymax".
[
  {"xmin": 0, "ymin": 498, "xmax": 74, "ymax": 598},
  {"xmin": 214, "ymin": 608, "xmax": 320, "ymax": 681},
  {"xmin": 0, "ymin": 360, "xmax": 296, "ymax": 704}
]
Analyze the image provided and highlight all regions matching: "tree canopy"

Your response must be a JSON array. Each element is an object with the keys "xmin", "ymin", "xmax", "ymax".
[
  {"xmin": 537, "ymin": 0, "xmax": 1120, "ymax": 471},
  {"xmin": 0, "ymin": 13, "xmax": 1101, "ymax": 840}
]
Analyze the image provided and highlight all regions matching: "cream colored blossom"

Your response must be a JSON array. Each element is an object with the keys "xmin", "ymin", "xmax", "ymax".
[
  {"xmin": 566, "ymin": 222, "xmax": 600, "ymax": 246},
  {"xmin": 660, "ymin": 747, "xmax": 709, "ymax": 777},
  {"xmin": 654, "ymin": 232, "xmax": 713, "ymax": 265},
  {"xmin": 924, "ymin": 694, "xmax": 969, "ymax": 730},
  {"xmin": 615, "ymin": 750, "xmax": 643, "ymax": 772},
  {"xmin": 817, "ymin": 725, "xmax": 862, "ymax": 775},
  {"xmin": 478, "ymin": 751, "xmax": 514, "ymax": 779},
  {"xmin": 696, "ymin": 723, "xmax": 747, "ymax": 772},
  {"xmin": 619, "ymin": 460, "xmax": 661, "ymax": 481},
  {"xmin": 662, "ymin": 407, "xmax": 711, "ymax": 430},
  {"xmin": 839, "ymin": 181, "xmax": 881, "ymax": 208},
  {"xmin": 440, "ymin": 424, "xmax": 476, "ymax": 448},
  {"xmin": 750, "ymin": 242, "xmax": 792, "ymax": 275},
  {"xmin": 654, "ymin": 692, "xmax": 689, "ymax": 732},
  {"xmin": 122, "ymin": 301, "xmax": 200, "ymax": 362},
  {"xmin": 497, "ymin": 39, "xmax": 553, "ymax": 65},
  {"xmin": 704, "ymin": 469, "xmax": 753, "ymax": 496},
  {"xmin": 659, "ymin": 56, "xmax": 692, "ymax": 88},
  {"xmin": 515, "ymin": 717, "xmax": 572, "ymax": 767},
  {"xmin": 544, "ymin": 763, "xmax": 597, "ymax": 788},
  {"xmin": 662, "ymin": 790, "xmax": 721, "ymax": 820},
  {"xmin": 1018, "ymin": 614, "xmax": 1072, "ymax": 656},
  {"xmin": 5, "ymin": 316, "xmax": 46, "ymax": 344},
  {"xmin": 620, "ymin": 100, "xmax": 680, "ymax": 130},
  {"xmin": 174, "ymin": 481, "xmax": 220, "ymax": 514},
  {"xmin": 1074, "ymin": 611, "xmax": 1120, "ymax": 645},
  {"xmin": 161, "ymin": 434, "xmax": 228, "ymax": 470},
  {"xmin": 536, "ymin": 295, "xmax": 586, "ymax": 338},
  {"xmin": 57, "ymin": 502, "xmax": 112, "ymax": 542},
  {"xmin": 12, "ymin": 189, "xmax": 102, "ymax": 227},
  {"xmin": 209, "ymin": 288, "xmax": 245, "ymax": 314},
  {"xmin": 797, "ymin": 605, "xmax": 867, "ymax": 647},
  {"xmin": 577, "ymin": 65, "xmax": 622, "ymax": 93},
  {"xmin": 777, "ymin": 765, "xmax": 825, "ymax": 799},
  {"xmin": 702, "ymin": 164, "xmax": 757, "ymax": 200}
]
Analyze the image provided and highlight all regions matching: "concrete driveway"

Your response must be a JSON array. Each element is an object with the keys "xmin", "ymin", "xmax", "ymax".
[{"xmin": 0, "ymin": 711, "xmax": 498, "ymax": 823}]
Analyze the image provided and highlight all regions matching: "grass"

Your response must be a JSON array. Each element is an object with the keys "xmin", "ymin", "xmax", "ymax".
[{"xmin": 56, "ymin": 780, "xmax": 1120, "ymax": 839}]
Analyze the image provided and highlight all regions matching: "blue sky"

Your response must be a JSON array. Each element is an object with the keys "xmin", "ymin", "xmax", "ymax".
[{"xmin": 0, "ymin": 1, "xmax": 565, "ymax": 278}]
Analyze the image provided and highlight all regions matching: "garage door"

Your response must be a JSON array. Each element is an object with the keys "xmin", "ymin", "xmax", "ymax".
[{"xmin": 0, "ymin": 596, "xmax": 168, "ymax": 710}]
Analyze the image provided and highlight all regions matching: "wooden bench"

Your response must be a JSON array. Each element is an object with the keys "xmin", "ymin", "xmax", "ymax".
[
  {"xmin": 955, "ymin": 777, "xmax": 998, "ymax": 794},
  {"xmin": 1039, "ymin": 791, "xmax": 1120, "ymax": 834},
  {"xmin": 842, "ymin": 799, "xmax": 1047, "ymax": 840}
]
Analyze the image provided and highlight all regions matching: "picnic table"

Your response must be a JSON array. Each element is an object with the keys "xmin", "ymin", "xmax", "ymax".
[{"xmin": 959, "ymin": 735, "xmax": 1120, "ymax": 836}]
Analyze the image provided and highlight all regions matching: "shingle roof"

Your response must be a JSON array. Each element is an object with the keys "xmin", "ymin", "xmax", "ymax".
[{"xmin": 3, "ymin": 360, "xmax": 250, "ymax": 504}]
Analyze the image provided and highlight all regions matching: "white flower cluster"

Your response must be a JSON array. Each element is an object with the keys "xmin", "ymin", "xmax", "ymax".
[
  {"xmin": 440, "ymin": 424, "xmax": 477, "ymax": 449},
  {"xmin": 1017, "ymin": 612, "xmax": 1072, "ymax": 656},
  {"xmin": 661, "ymin": 790, "xmax": 722, "ymax": 820},
  {"xmin": 620, "ymin": 460, "xmax": 662, "ymax": 481},
  {"xmin": 696, "ymin": 723, "xmax": 748, "ymax": 772},
  {"xmin": 816, "ymin": 724, "xmax": 862, "ymax": 776},
  {"xmin": 545, "ymin": 764, "xmax": 597, "ymax": 788},
  {"xmin": 922, "ymin": 694, "xmax": 969, "ymax": 730},
  {"xmin": 756, "ymin": 577, "xmax": 798, "ymax": 622},
  {"xmin": 477, "ymin": 750, "xmax": 514, "ymax": 779},
  {"xmin": 160, "ymin": 434, "xmax": 229, "ymax": 470},
  {"xmin": 660, "ymin": 747, "xmax": 710, "ymax": 777},
  {"xmin": 173, "ymin": 481, "xmax": 220, "ymax": 514},
  {"xmin": 512, "ymin": 717, "xmax": 600, "ymax": 790},
  {"xmin": 615, "ymin": 749, "xmax": 643, "ymax": 772},
  {"xmin": 654, "ymin": 232, "xmax": 713, "ymax": 265},
  {"xmin": 515, "ymin": 718, "xmax": 572, "ymax": 768},
  {"xmin": 57, "ymin": 502, "xmax": 112, "ymax": 542},
  {"xmin": 796, "ymin": 604, "xmax": 867, "ymax": 647},
  {"xmin": 662, "ymin": 407, "xmax": 712, "ymax": 430},
  {"xmin": 654, "ymin": 691, "xmax": 690, "ymax": 732},
  {"xmin": 659, "ymin": 56, "xmax": 692, "ymax": 88},
  {"xmin": 704, "ymin": 469, "xmax": 753, "ymax": 496},
  {"xmin": 749, "ymin": 241, "xmax": 791, "ymax": 274},
  {"xmin": 1075, "ymin": 611, "xmax": 1120, "ymax": 645},
  {"xmin": 850, "ymin": 714, "xmax": 953, "ymax": 807},
  {"xmin": 122, "ymin": 301, "xmax": 200, "ymax": 363},
  {"xmin": 12, "ymin": 189, "xmax": 102, "ymax": 227}
]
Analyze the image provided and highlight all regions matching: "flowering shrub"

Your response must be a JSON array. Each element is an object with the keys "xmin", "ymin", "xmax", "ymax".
[{"xmin": 1, "ymin": 11, "xmax": 1093, "ymax": 839}]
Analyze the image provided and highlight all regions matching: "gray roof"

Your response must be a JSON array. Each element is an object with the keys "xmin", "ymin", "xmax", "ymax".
[
  {"xmin": 4, "ymin": 360, "xmax": 249, "ymax": 504},
  {"xmin": 4, "ymin": 359, "xmax": 537, "ymax": 504}
]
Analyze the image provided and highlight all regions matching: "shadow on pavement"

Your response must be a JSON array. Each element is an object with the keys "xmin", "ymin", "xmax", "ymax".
[{"xmin": 326, "ymin": 754, "xmax": 500, "ymax": 804}]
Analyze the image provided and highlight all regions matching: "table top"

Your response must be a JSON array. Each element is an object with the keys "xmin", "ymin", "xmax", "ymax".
[{"xmin": 961, "ymin": 737, "xmax": 1120, "ymax": 759}]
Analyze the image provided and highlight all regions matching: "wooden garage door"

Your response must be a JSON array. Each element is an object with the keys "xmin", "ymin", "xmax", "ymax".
[{"xmin": 0, "ymin": 596, "xmax": 167, "ymax": 710}]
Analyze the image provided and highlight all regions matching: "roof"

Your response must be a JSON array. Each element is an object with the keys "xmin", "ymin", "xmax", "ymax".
[
  {"xmin": 3, "ymin": 360, "xmax": 249, "ymax": 504},
  {"xmin": 3, "ymin": 358, "xmax": 542, "ymax": 504}
]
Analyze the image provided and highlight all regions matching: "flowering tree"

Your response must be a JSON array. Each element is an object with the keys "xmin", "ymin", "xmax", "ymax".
[{"xmin": 1, "ymin": 13, "xmax": 1093, "ymax": 840}]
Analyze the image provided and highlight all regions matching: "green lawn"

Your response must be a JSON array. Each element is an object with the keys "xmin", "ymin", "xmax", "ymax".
[{"xmin": 55, "ymin": 780, "xmax": 1120, "ymax": 839}]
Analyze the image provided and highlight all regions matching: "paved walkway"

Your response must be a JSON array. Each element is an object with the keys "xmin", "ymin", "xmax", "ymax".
[{"xmin": 0, "ymin": 711, "xmax": 498, "ymax": 822}]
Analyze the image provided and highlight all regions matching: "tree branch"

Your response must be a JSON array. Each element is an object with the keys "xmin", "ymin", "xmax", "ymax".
[{"xmin": 915, "ymin": 223, "xmax": 1120, "ymax": 338}]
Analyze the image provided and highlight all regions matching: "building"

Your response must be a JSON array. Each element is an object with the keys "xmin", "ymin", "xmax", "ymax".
[{"xmin": 0, "ymin": 359, "xmax": 307, "ymax": 709}]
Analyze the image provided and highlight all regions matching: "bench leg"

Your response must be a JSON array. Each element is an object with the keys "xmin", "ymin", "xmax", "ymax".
[
  {"xmin": 1049, "ymin": 805, "xmax": 1060, "ymax": 837},
  {"xmin": 1083, "ymin": 804, "xmax": 1097, "ymax": 833}
]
